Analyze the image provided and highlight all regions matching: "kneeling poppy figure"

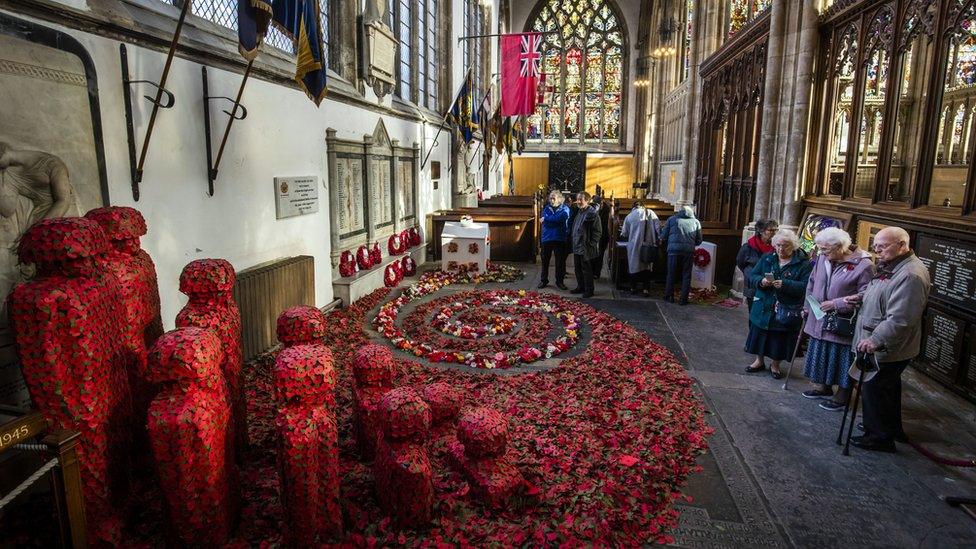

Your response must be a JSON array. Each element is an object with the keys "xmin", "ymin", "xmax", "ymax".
[
  {"xmin": 455, "ymin": 407, "xmax": 525, "ymax": 508},
  {"xmin": 422, "ymin": 383, "xmax": 464, "ymax": 458},
  {"xmin": 374, "ymin": 387, "xmax": 434, "ymax": 528},
  {"xmin": 148, "ymin": 327, "xmax": 240, "ymax": 546},
  {"xmin": 353, "ymin": 344, "xmax": 395, "ymax": 460},
  {"xmin": 274, "ymin": 344, "xmax": 343, "ymax": 545}
]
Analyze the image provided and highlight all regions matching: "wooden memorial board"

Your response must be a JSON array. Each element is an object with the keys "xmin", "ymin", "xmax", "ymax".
[{"xmin": 916, "ymin": 234, "xmax": 976, "ymax": 312}]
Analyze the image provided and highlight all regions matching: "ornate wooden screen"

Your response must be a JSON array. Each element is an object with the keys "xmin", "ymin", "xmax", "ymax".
[{"xmin": 694, "ymin": 14, "xmax": 770, "ymax": 232}]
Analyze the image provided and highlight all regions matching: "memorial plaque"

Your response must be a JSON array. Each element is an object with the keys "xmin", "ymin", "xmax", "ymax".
[
  {"xmin": 370, "ymin": 157, "xmax": 394, "ymax": 229},
  {"xmin": 965, "ymin": 326, "xmax": 976, "ymax": 398},
  {"xmin": 917, "ymin": 306, "xmax": 965, "ymax": 385},
  {"xmin": 335, "ymin": 156, "xmax": 366, "ymax": 238},
  {"xmin": 274, "ymin": 176, "xmax": 319, "ymax": 219},
  {"xmin": 397, "ymin": 157, "xmax": 415, "ymax": 222},
  {"xmin": 916, "ymin": 234, "xmax": 976, "ymax": 311}
]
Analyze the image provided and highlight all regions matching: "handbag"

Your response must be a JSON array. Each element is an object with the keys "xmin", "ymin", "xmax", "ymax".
[
  {"xmin": 824, "ymin": 309, "xmax": 857, "ymax": 337},
  {"xmin": 774, "ymin": 301, "xmax": 804, "ymax": 328}
]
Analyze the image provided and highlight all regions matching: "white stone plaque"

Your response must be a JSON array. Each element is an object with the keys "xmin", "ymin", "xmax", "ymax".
[
  {"xmin": 274, "ymin": 176, "xmax": 319, "ymax": 219},
  {"xmin": 370, "ymin": 158, "xmax": 393, "ymax": 228},
  {"xmin": 335, "ymin": 157, "xmax": 366, "ymax": 237},
  {"xmin": 397, "ymin": 158, "xmax": 415, "ymax": 221}
]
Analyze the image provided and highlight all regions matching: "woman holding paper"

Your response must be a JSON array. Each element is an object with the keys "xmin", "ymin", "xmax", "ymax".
[{"xmin": 800, "ymin": 227, "xmax": 875, "ymax": 410}]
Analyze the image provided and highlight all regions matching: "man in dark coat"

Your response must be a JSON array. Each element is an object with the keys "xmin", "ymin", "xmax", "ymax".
[
  {"xmin": 659, "ymin": 205, "xmax": 703, "ymax": 305},
  {"xmin": 570, "ymin": 191, "xmax": 602, "ymax": 298},
  {"xmin": 590, "ymin": 192, "xmax": 612, "ymax": 279}
]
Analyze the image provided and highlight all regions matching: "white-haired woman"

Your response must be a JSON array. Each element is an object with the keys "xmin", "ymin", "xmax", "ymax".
[
  {"xmin": 745, "ymin": 229, "xmax": 812, "ymax": 379},
  {"xmin": 539, "ymin": 190, "xmax": 571, "ymax": 289},
  {"xmin": 801, "ymin": 227, "xmax": 875, "ymax": 410}
]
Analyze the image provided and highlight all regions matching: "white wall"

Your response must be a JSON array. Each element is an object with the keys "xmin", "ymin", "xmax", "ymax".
[
  {"xmin": 511, "ymin": 0, "xmax": 640, "ymax": 151},
  {"xmin": 2, "ymin": 0, "xmax": 493, "ymax": 328}
]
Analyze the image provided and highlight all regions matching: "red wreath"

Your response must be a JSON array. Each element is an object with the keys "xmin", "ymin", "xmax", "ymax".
[
  {"xmin": 468, "ymin": 242, "xmax": 479, "ymax": 254},
  {"xmin": 388, "ymin": 234, "xmax": 404, "ymax": 256},
  {"xmin": 384, "ymin": 263, "xmax": 400, "ymax": 287},
  {"xmin": 401, "ymin": 256, "xmax": 417, "ymax": 277},
  {"xmin": 447, "ymin": 241, "xmax": 459, "ymax": 253},
  {"xmin": 369, "ymin": 243, "xmax": 382, "ymax": 266},
  {"xmin": 339, "ymin": 250, "xmax": 357, "ymax": 278},
  {"xmin": 356, "ymin": 245, "xmax": 372, "ymax": 270},
  {"xmin": 408, "ymin": 227, "xmax": 422, "ymax": 247},
  {"xmin": 694, "ymin": 248, "xmax": 711, "ymax": 269}
]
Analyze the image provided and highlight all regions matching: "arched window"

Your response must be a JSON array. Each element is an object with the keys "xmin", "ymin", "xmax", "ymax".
[{"xmin": 525, "ymin": 0, "xmax": 626, "ymax": 145}]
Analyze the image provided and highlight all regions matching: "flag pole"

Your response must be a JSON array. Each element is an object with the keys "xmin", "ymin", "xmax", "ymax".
[{"xmin": 421, "ymin": 68, "xmax": 473, "ymax": 170}]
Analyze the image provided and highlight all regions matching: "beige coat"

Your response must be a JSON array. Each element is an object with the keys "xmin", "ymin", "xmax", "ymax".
[{"xmin": 853, "ymin": 253, "xmax": 931, "ymax": 363}]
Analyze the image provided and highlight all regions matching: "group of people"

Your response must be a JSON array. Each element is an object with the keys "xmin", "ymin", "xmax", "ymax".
[
  {"xmin": 540, "ymin": 192, "xmax": 704, "ymax": 303},
  {"xmin": 739, "ymin": 222, "xmax": 931, "ymax": 453}
]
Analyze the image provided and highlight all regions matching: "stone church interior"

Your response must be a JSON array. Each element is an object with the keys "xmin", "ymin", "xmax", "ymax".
[{"xmin": 1, "ymin": 0, "xmax": 976, "ymax": 546}]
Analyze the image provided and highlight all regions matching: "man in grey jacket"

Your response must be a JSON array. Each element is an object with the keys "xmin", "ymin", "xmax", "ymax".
[
  {"xmin": 846, "ymin": 227, "xmax": 930, "ymax": 453},
  {"xmin": 659, "ymin": 206, "xmax": 703, "ymax": 305}
]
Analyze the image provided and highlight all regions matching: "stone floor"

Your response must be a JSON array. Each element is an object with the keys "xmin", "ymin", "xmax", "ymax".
[{"xmin": 506, "ymin": 261, "xmax": 976, "ymax": 549}]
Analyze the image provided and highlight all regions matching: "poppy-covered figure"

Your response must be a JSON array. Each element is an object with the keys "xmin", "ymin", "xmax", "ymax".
[
  {"xmin": 454, "ymin": 407, "xmax": 524, "ymax": 508},
  {"xmin": 8, "ymin": 217, "xmax": 130, "ymax": 545},
  {"xmin": 422, "ymin": 383, "xmax": 463, "ymax": 460},
  {"xmin": 352, "ymin": 343, "xmax": 395, "ymax": 460},
  {"xmin": 85, "ymin": 206, "xmax": 162, "ymax": 449},
  {"xmin": 175, "ymin": 258, "xmax": 247, "ymax": 450},
  {"xmin": 276, "ymin": 305, "xmax": 327, "ymax": 348},
  {"xmin": 274, "ymin": 344, "xmax": 343, "ymax": 545},
  {"xmin": 374, "ymin": 387, "xmax": 434, "ymax": 528},
  {"xmin": 147, "ymin": 327, "xmax": 239, "ymax": 546}
]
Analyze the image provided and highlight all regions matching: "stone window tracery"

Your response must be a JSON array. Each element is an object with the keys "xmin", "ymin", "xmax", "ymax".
[{"xmin": 524, "ymin": 0, "xmax": 626, "ymax": 145}]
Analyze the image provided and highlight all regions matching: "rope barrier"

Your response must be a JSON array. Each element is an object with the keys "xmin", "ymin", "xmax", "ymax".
[
  {"xmin": 908, "ymin": 439, "xmax": 976, "ymax": 468},
  {"xmin": 0, "ymin": 458, "xmax": 59, "ymax": 511}
]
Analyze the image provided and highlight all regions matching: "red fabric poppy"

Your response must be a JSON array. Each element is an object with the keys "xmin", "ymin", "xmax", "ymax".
[
  {"xmin": 352, "ymin": 344, "xmax": 395, "ymax": 460},
  {"xmin": 277, "ymin": 305, "xmax": 327, "ymax": 348},
  {"xmin": 147, "ymin": 327, "xmax": 240, "ymax": 546}
]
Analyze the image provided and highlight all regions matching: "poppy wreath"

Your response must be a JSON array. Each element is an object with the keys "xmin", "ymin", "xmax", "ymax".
[
  {"xmin": 469, "ymin": 242, "xmax": 479, "ymax": 254},
  {"xmin": 356, "ymin": 245, "xmax": 373, "ymax": 270},
  {"xmin": 447, "ymin": 241, "xmax": 459, "ymax": 253},
  {"xmin": 175, "ymin": 259, "xmax": 248, "ymax": 451},
  {"xmin": 86, "ymin": 206, "xmax": 162, "ymax": 453},
  {"xmin": 401, "ymin": 255, "xmax": 417, "ymax": 277},
  {"xmin": 454, "ymin": 407, "xmax": 525, "ymax": 509},
  {"xmin": 352, "ymin": 344, "xmax": 395, "ymax": 460},
  {"xmin": 147, "ymin": 327, "xmax": 240, "ymax": 546},
  {"xmin": 408, "ymin": 227, "xmax": 422, "ymax": 247},
  {"xmin": 384, "ymin": 263, "xmax": 400, "ymax": 287},
  {"xmin": 277, "ymin": 305, "xmax": 328, "ymax": 348},
  {"xmin": 339, "ymin": 250, "xmax": 358, "ymax": 278},
  {"xmin": 447, "ymin": 260, "xmax": 458, "ymax": 271},
  {"xmin": 388, "ymin": 233, "xmax": 404, "ymax": 256},
  {"xmin": 8, "ymin": 217, "xmax": 131, "ymax": 546},
  {"xmin": 376, "ymin": 285, "xmax": 579, "ymax": 369},
  {"xmin": 373, "ymin": 387, "xmax": 434, "ymax": 528},
  {"xmin": 370, "ymin": 243, "xmax": 382, "ymax": 266},
  {"xmin": 273, "ymin": 344, "xmax": 343, "ymax": 545},
  {"xmin": 693, "ymin": 248, "xmax": 711, "ymax": 269}
]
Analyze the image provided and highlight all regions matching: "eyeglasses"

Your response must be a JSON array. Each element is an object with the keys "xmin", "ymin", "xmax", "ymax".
[{"xmin": 873, "ymin": 241, "xmax": 897, "ymax": 252}]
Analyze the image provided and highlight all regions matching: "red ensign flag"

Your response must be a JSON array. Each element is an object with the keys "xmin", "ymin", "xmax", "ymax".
[{"xmin": 501, "ymin": 32, "xmax": 542, "ymax": 117}]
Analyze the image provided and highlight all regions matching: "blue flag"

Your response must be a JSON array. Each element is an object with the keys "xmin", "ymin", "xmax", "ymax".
[
  {"xmin": 239, "ymin": 0, "xmax": 328, "ymax": 105},
  {"xmin": 448, "ymin": 70, "xmax": 480, "ymax": 144}
]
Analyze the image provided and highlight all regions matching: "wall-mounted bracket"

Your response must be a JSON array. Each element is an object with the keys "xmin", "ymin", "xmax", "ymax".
[
  {"xmin": 201, "ymin": 61, "xmax": 253, "ymax": 196},
  {"xmin": 119, "ymin": 0, "xmax": 190, "ymax": 201}
]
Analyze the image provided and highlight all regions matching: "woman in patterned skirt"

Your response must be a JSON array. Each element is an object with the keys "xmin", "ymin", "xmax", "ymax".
[{"xmin": 801, "ymin": 227, "xmax": 875, "ymax": 410}]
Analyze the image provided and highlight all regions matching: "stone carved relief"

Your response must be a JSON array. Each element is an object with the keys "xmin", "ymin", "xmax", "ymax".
[{"xmin": 363, "ymin": 1, "xmax": 397, "ymax": 101}]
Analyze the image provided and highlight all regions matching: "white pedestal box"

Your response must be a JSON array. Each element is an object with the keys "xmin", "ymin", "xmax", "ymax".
[
  {"xmin": 441, "ymin": 221, "xmax": 490, "ymax": 274},
  {"xmin": 692, "ymin": 241, "xmax": 717, "ymax": 290}
]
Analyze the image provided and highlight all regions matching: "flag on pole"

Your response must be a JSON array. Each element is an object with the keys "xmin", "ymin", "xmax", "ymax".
[
  {"xmin": 448, "ymin": 69, "xmax": 479, "ymax": 144},
  {"xmin": 501, "ymin": 32, "xmax": 543, "ymax": 116},
  {"xmin": 238, "ymin": 0, "xmax": 328, "ymax": 105}
]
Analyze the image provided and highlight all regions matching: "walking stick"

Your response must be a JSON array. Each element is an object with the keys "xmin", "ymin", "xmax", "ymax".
[
  {"xmin": 838, "ymin": 351, "xmax": 870, "ymax": 455},
  {"xmin": 781, "ymin": 329, "xmax": 806, "ymax": 390}
]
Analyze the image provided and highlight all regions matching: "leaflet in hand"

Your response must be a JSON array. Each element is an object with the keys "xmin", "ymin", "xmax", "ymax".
[{"xmin": 806, "ymin": 295, "xmax": 825, "ymax": 320}]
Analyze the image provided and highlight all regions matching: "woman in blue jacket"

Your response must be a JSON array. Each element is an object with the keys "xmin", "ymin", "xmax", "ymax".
[
  {"xmin": 539, "ymin": 190, "xmax": 570, "ymax": 289},
  {"xmin": 744, "ymin": 229, "xmax": 812, "ymax": 379}
]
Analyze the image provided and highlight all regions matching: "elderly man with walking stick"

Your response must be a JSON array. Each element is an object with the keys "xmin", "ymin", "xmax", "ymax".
[{"xmin": 844, "ymin": 227, "xmax": 930, "ymax": 453}]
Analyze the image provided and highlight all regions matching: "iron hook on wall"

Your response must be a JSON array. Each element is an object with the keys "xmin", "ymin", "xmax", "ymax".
[{"xmin": 201, "ymin": 60, "xmax": 254, "ymax": 196}]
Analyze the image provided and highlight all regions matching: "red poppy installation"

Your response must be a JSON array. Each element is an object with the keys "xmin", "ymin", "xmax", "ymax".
[
  {"xmin": 85, "ymin": 206, "xmax": 163, "ymax": 454},
  {"xmin": 8, "ymin": 217, "xmax": 131, "ymax": 545},
  {"xmin": 452, "ymin": 407, "xmax": 525, "ymax": 508},
  {"xmin": 273, "ymin": 343, "xmax": 343, "ymax": 545},
  {"xmin": 176, "ymin": 259, "xmax": 247, "ymax": 451},
  {"xmin": 352, "ymin": 344, "xmax": 396, "ymax": 460},
  {"xmin": 147, "ymin": 327, "xmax": 240, "ymax": 546},
  {"xmin": 374, "ymin": 387, "xmax": 434, "ymax": 528},
  {"xmin": 276, "ymin": 305, "xmax": 327, "ymax": 347}
]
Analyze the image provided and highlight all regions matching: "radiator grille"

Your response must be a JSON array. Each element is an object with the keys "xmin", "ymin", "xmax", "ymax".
[{"xmin": 233, "ymin": 256, "xmax": 315, "ymax": 361}]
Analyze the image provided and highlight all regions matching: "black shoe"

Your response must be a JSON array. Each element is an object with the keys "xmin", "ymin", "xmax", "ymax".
[
  {"xmin": 555, "ymin": 282, "xmax": 568, "ymax": 290},
  {"xmin": 582, "ymin": 292, "xmax": 594, "ymax": 298},
  {"xmin": 802, "ymin": 389, "xmax": 834, "ymax": 399},
  {"xmin": 770, "ymin": 369, "xmax": 784, "ymax": 380},
  {"xmin": 851, "ymin": 436, "xmax": 896, "ymax": 453},
  {"xmin": 570, "ymin": 287, "xmax": 584, "ymax": 294},
  {"xmin": 745, "ymin": 363, "xmax": 765, "ymax": 373},
  {"xmin": 857, "ymin": 423, "xmax": 908, "ymax": 443},
  {"xmin": 819, "ymin": 400, "xmax": 845, "ymax": 411},
  {"xmin": 538, "ymin": 281, "xmax": 549, "ymax": 289}
]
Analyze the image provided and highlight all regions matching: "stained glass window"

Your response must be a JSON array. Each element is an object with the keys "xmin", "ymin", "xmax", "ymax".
[
  {"xmin": 394, "ymin": 0, "xmax": 412, "ymax": 100},
  {"xmin": 729, "ymin": 0, "xmax": 771, "ymax": 37},
  {"xmin": 526, "ymin": 0, "xmax": 626, "ymax": 145},
  {"xmin": 683, "ymin": 0, "xmax": 694, "ymax": 82}
]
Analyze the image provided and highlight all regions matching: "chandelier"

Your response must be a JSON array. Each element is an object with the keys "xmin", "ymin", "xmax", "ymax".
[{"xmin": 651, "ymin": 1, "xmax": 677, "ymax": 58}]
